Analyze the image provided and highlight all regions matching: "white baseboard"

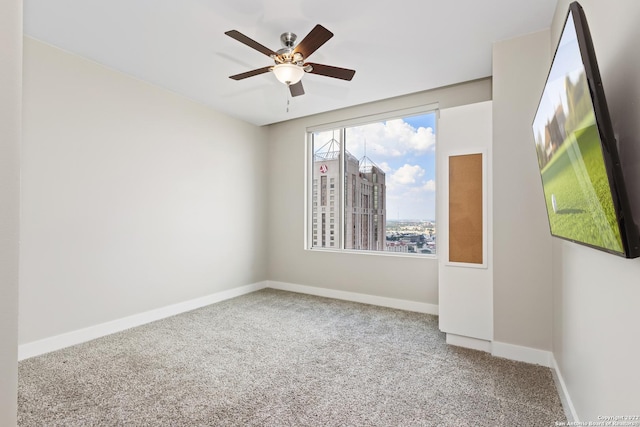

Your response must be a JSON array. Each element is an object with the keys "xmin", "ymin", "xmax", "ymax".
[
  {"xmin": 267, "ymin": 280, "xmax": 439, "ymax": 315},
  {"xmin": 18, "ymin": 281, "xmax": 268, "ymax": 360},
  {"xmin": 491, "ymin": 343, "xmax": 578, "ymax": 421},
  {"xmin": 551, "ymin": 355, "xmax": 579, "ymax": 422},
  {"xmin": 446, "ymin": 333, "xmax": 492, "ymax": 352},
  {"xmin": 491, "ymin": 341, "xmax": 552, "ymax": 367}
]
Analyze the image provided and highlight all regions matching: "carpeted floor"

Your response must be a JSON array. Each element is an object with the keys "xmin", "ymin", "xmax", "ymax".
[{"xmin": 18, "ymin": 289, "xmax": 566, "ymax": 426}]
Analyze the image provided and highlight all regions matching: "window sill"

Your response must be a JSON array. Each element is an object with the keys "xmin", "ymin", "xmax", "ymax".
[{"xmin": 305, "ymin": 247, "xmax": 437, "ymax": 260}]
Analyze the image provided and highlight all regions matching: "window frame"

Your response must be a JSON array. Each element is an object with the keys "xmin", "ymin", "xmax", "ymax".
[{"xmin": 304, "ymin": 104, "xmax": 439, "ymax": 258}]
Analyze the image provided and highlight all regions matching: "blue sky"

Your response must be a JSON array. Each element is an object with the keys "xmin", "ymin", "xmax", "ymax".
[{"xmin": 345, "ymin": 112, "xmax": 436, "ymax": 220}]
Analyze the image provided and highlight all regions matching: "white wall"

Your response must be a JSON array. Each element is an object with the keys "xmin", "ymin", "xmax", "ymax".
[
  {"xmin": 0, "ymin": 0, "xmax": 21, "ymax": 424},
  {"xmin": 267, "ymin": 79, "xmax": 491, "ymax": 304},
  {"xmin": 438, "ymin": 101, "xmax": 493, "ymax": 345},
  {"xmin": 20, "ymin": 38, "xmax": 268, "ymax": 345},
  {"xmin": 492, "ymin": 30, "xmax": 554, "ymax": 352},
  {"xmin": 550, "ymin": 0, "xmax": 640, "ymax": 420}
]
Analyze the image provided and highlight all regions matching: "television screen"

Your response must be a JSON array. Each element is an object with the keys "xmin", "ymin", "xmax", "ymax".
[{"xmin": 532, "ymin": 1, "xmax": 639, "ymax": 258}]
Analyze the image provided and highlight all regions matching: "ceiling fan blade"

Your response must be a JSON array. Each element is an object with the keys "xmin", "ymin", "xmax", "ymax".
[
  {"xmin": 289, "ymin": 81, "xmax": 305, "ymax": 97},
  {"xmin": 306, "ymin": 63, "xmax": 356, "ymax": 81},
  {"xmin": 293, "ymin": 25, "xmax": 333, "ymax": 59},
  {"xmin": 229, "ymin": 66, "xmax": 272, "ymax": 80},
  {"xmin": 225, "ymin": 30, "xmax": 278, "ymax": 57}
]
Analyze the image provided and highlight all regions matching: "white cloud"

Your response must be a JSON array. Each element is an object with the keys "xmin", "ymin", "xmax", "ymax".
[
  {"xmin": 391, "ymin": 164, "xmax": 425, "ymax": 185},
  {"xmin": 383, "ymin": 166, "xmax": 436, "ymax": 220},
  {"xmin": 385, "ymin": 119, "xmax": 435, "ymax": 154},
  {"xmin": 378, "ymin": 161, "xmax": 393, "ymax": 173},
  {"xmin": 345, "ymin": 119, "xmax": 436, "ymax": 160},
  {"xmin": 422, "ymin": 179, "xmax": 436, "ymax": 192}
]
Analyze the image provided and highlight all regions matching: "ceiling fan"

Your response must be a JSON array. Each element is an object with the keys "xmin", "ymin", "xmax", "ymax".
[{"xmin": 225, "ymin": 24, "xmax": 356, "ymax": 97}]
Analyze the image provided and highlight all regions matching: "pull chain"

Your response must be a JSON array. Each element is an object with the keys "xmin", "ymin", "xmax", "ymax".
[{"xmin": 285, "ymin": 88, "xmax": 291, "ymax": 113}]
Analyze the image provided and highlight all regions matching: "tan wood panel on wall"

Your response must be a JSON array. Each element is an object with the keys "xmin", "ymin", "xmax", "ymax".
[{"xmin": 449, "ymin": 153, "xmax": 483, "ymax": 264}]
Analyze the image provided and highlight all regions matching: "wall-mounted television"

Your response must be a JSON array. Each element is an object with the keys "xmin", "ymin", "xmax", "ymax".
[{"xmin": 532, "ymin": 1, "xmax": 640, "ymax": 258}]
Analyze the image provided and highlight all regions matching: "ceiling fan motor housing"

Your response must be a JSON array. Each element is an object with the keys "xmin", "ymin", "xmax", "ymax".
[{"xmin": 280, "ymin": 32, "xmax": 297, "ymax": 48}]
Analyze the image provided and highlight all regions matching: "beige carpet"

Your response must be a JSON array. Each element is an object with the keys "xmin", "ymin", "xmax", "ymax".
[{"xmin": 18, "ymin": 289, "xmax": 566, "ymax": 426}]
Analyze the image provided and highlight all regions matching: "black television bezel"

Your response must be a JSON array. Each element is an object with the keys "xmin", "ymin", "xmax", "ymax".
[{"xmin": 533, "ymin": 1, "xmax": 640, "ymax": 258}]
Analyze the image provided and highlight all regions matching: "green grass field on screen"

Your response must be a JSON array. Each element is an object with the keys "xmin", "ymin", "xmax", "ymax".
[{"xmin": 540, "ymin": 116, "xmax": 623, "ymax": 253}]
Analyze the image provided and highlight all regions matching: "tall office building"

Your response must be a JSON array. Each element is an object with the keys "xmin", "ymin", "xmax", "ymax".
[{"xmin": 312, "ymin": 135, "xmax": 386, "ymax": 250}]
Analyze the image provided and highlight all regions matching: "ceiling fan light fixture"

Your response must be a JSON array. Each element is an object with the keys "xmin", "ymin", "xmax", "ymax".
[{"xmin": 272, "ymin": 63, "xmax": 304, "ymax": 85}]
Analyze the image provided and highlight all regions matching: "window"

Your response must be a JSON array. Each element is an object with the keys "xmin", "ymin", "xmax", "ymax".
[{"xmin": 308, "ymin": 110, "xmax": 437, "ymax": 255}]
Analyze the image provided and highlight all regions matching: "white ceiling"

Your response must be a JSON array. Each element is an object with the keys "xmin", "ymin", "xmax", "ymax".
[{"xmin": 24, "ymin": 0, "xmax": 557, "ymax": 126}]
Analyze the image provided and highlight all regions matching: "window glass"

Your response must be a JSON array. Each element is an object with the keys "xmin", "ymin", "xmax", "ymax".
[{"xmin": 310, "ymin": 112, "xmax": 436, "ymax": 255}]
